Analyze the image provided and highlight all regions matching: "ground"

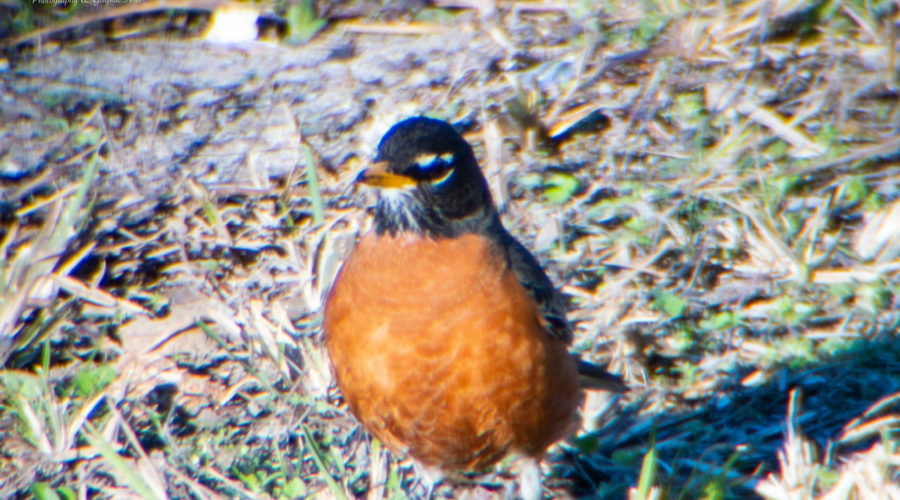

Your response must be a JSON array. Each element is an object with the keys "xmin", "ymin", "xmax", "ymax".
[{"xmin": 0, "ymin": 1, "xmax": 898, "ymax": 499}]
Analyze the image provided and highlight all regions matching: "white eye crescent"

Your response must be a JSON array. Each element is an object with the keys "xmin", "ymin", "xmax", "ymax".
[
  {"xmin": 431, "ymin": 168, "xmax": 454, "ymax": 185},
  {"xmin": 415, "ymin": 153, "xmax": 438, "ymax": 168},
  {"xmin": 415, "ymin": 152, "xmax": 455, "ymax": 169}
]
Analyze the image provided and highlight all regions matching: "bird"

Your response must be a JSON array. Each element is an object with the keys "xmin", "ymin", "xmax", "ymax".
[{"xmin": 323, "ymin": 116, "xmax": 627, "ymax": 499}]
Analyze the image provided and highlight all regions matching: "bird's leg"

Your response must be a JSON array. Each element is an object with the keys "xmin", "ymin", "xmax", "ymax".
[
  {"xmin": 411, "ymin": 460, "xmax": 444, "ymax": 499},
  {"xmin": 516, "ymin": 457, "xmax": 543, "ymax": 500}
]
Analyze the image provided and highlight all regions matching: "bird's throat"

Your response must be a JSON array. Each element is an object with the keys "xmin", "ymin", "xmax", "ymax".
[{"xmin": 373, "ymin": 190, "xmax": 493, "ymax": 239}]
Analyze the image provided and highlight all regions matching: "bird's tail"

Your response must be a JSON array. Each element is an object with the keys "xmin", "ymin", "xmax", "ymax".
[{"xmin": 575, "ymin": 358, "xmax": 629, "ymax": 393}]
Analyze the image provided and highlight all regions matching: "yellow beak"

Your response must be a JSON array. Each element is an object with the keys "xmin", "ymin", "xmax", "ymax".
[{"xmin": 355, "ymin": 161, "xmax": 417, "ymax": 189}]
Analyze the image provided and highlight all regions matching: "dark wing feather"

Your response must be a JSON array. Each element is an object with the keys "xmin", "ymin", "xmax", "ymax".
[
  {"xmin": 495, "ymin": 226, "xmax": 574, "ymax": 343},
  {"xmin": 489, "ymin": 218, "xmax": 628, "ymax": 392}
]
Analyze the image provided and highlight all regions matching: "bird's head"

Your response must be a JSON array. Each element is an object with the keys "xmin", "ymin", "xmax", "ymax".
[{"xmin": 357, "ymin": 117, "xmax": 495, "ymax": 237}]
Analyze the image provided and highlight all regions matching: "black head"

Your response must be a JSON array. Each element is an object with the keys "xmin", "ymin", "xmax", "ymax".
[{"xmin": 357, "ymin": 117, "xmax": 495, "ymax": 237}]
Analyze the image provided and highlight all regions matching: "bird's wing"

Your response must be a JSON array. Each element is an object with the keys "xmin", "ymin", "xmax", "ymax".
[
  {"xmin": 499, "ymin": 230, "xmax": 574, "ymax": 343},
  {"xmin": 495, "ymin": 223, "xmax": 629, "ymax": 392}
]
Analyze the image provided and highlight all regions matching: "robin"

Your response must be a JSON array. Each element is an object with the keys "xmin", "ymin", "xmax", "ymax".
[{"xmin": 323, "ymin": 116, "xmax": 626, "ymax": 499}]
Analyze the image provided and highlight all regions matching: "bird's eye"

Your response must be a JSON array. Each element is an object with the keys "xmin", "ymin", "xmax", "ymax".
[{"xmin": 404, "ymin": 151, "xmax": 456, "ymax": 185}]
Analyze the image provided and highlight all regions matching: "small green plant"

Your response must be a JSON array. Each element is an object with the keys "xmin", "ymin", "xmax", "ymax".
[
  {"xmin": 699, "ymin": 311, "xmax": 742, "ymax": 333},
  {"xmin": 543, "ymin": 172, "xmax": 580, "ymax": 204},
  {"xmin": 285, "ymin": 0, "xmax": 327, "ymax": 45},
  {"xmin": 773, "ymin": 295, "xmax": 817, "ymax": 326},
  {"xmin": 653, "ymin": 290, "xmax": 687, "ymax": 318},
  {"xmin": 635, "ymin": 438, "xmax": 659, "ymax": 500},
  {"xmin": 30, "ymin": 483, "xmax": 76, "ymax": 500},
  {"xmin": 635, "ymin": 11, "xmax": 665, "ymax": 46},
  {"xmin": 72, "ymin": 364, "xmax": 116, "ymax": 399},
  {"xmin": 624, "ymin": 217, "xmax": 655, "ymax": 247}
]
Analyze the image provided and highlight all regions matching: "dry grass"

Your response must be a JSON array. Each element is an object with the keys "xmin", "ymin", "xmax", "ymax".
[{"xmin": 1, "ymin": 0, "xmax": 898, "ymax": 498}]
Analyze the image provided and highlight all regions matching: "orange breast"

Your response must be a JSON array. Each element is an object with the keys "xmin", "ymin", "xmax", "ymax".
[{"xmin": 323, "ymin": 232, "xmax": 579, "ymax": 472}]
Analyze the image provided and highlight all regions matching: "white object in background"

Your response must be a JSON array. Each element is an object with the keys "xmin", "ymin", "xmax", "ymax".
[{"xmin": 204, "ymin": 4, "xmax": 259, "ymax": 44}]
